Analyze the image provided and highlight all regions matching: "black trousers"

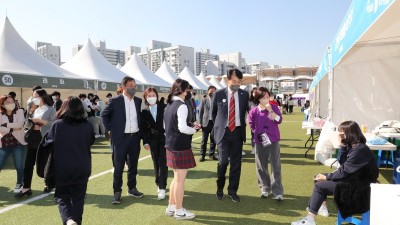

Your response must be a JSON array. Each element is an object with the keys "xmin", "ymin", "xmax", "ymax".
[
  {"xmin": 148, "ymin": 135, "xmax": 168, "ymax": 189},
  {"xmin": 23, "ymin": 130, "xmax": 42, "ymax": 189},
  {"xmin": 200, "ymin": 120, "xmax": 216, "ymax": 157},
  {"xmin": 217, "ymin": 127, "xmax": 243, "ymax": 194},
  {"xmin": 112, "ymin": 134, "xmax": 140, "ymax": 193},
  {"xmin": 307, "ymin": 179, "xmax": 338, "ymax": 215},
  {"xmin": 55, "ymin": 183, "xmax": 87, "ymax": 225}
]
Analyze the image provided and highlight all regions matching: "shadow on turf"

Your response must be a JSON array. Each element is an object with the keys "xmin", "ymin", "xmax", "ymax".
[{"xmin": 138, "ymin": 169, "xmax": 217, "ymax": 180}]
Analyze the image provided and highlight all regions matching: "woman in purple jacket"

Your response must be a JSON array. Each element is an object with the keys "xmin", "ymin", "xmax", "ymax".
[{"xmin": 248, "ymin": 87, "xmax": 283, "ymax": 200}]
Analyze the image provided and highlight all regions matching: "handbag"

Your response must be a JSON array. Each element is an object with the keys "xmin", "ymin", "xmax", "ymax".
[{"xmin": 24, "ymin": 119, "xmax": 35, "ymax": 142}]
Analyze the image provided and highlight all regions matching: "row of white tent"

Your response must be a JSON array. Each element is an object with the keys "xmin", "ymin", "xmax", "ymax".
[{"xmin": 0, "ymin": 17, "xmax": 228, "ymax": 92}]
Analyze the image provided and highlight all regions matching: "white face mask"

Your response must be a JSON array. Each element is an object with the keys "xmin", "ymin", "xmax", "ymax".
[
  {"xmin": 4, "ymin": 103, "xmax": 15, "ymax": 111},
  {"xmin": 52, "ymin": 96, "xmax": 57, "ymax": 100},
  {"xmin": 32, "ymin": 97, "xmax": 41, "ymax": 106},
  {"xmin": 147, "ymin": 97, "xmax": 157, "ymax": 105}
]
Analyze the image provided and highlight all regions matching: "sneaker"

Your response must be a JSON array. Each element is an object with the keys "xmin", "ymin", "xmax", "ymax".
[
  {"xmin": 291, "ymin": 217, "xmax": 316, "ymax": 225},
  {"xmin": 273, "ymin": 195, "xmax": 284, "ymax": 201},
  {"xmin": 13, "ymin": 184, "xmax": 23, "ymax": 193},
  {"xmin": 95, "ymin": 134, "xmax": 101, "ymax": 138},
  {"xmin": 199, "ymin": 157, "xmax": 205, "ymax": 162},
  {"xmin": 251, "ymin": 149, "xmax": 255, "ymax": 154},
  {"xmin": 318, "ymin": 206, "xmax": 329, "ymax": 217},
  {"xmin": 66, "ymin": 219, "xmax": 78, "ymax": 225},
  {"xmin": 158, "ymin": 189, "xmax": 166, "ymax": 200},
  {"xmin": 216, "ymin": 189, "xmax": 224, "ymax": 200},
  {"xmin": 100, "ymin": 134, "xmax": 106, "ymax": 138},
  {"xmin": 174, "ymin": 208, "xmax": 195, "ymax": 220},
  {"xmin": 242, "ymin": 151, "xmax": 246, "ymax": 156},
  {"xmin": 165, "ymin": 205, "xmax": 176, "ymax": 216},
  {"xmin": 112, "ymin": 192, "xmax": 121, "ymax": 204},
  {"xmin": 228, "ymin": 193, "xmax": 240, "ymax": 203},
  {"xmin": 260, "ymin": 191, "xmax": 269, "ymax": 199},
  {"xmin": 127, "ymin": 188, "xmax": 144, "ymax": 198}
]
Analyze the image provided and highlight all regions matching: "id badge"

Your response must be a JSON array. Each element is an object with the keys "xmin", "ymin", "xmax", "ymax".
[{"xmin": 260, "ymin": 133, "xmax": 271, "ymax": 147}]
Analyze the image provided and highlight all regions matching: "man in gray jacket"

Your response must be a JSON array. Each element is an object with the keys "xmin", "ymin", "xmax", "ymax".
[{"xmin": 199, "ymin": 86, "xmax": 217, "ymax": 162}]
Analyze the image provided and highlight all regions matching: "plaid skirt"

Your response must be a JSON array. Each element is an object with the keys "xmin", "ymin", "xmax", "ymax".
[{"xmin": 166, "ymin": 149, "xmax": 196, "ymax": 169}]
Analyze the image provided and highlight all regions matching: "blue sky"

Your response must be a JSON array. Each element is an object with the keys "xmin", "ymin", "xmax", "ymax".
[{"xmin": 1, "ymin": 0, "xmax": 351, "ymax": 67}]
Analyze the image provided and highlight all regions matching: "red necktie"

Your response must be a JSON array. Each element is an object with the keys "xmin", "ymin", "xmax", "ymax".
[{"xmin": 228, "ymin": 94, "xmax": 236, "ymax": 132}]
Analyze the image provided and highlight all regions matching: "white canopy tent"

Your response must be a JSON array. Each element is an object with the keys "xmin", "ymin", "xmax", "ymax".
[
  {"xmin": 207, "ymin": 75, "xmax": 224, "ymax": 89},
  {"xmin": 309, "ymin": 0, "xmax": 400, "ymax": 129},
  {"xmin": 121, "ymin": 53, "xmax": 170, "ymax": 87},
  {"xmin": 220, "ymin": 78, "xmax": 227, "ymax": 88},
  {"xmin": 61, "ymin": 39, "xmax": 137, "ymax": 91},
  {"xmin": 154, "ymin": 60, "xmax": 179, "ymax": 85},
  {"xmin": 0, "ymin": 17, "xmax": 84, "ymax": 89},
  {"xmin": 178, "ymin": 66, "xmax": 208, "ymax": 90},
  {"xmin": 196, "ymin": 72, "xmax": 213, "ymax": 88}
]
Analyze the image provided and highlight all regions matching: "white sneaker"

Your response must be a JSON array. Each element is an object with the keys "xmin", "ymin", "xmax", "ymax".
[
  {"xmin": 158, "ymin": 189, "xmax": 166, "ymax": 200},
  {"xmin": 306, "ymin": 206, "xmax": 329, "ymax": 217},
  {"xmin": 251, "ymin": 150, "xmax": 255, "ymax": 154},
  {"xmin": 174, "ymin": 208, "xmax": 195, "ymax": 220},
  {"xmin": 13, "ymin": 184, "xmax": 23, "ymax": 193},
  {"xmin": 242, "ymin": 151, "xmax": 246, "ymax": 156},
  {"xmin": 165, "ymin": 205, "xmax": 175, "ymax": 216},
  {"xmin": 100, "ymin": 134, "xmax": 105, "ymax": 138},
  {"xmin": 273, "ymin": 195, "xmax": 284, "ymax": 201},
  {"xmin": 318, "ymin": 206, "xmax": 329, "ymax": 217},
  {"xmin": 291, "ymin": 217, "xmax": 316, "ymax": 225},
  {"xmin": 260, "ymin": 191, "xmax": 269, "ymax": 198},
  {"xmin": 66, "ymin": 219, "xmax": 78, "ymax": 225},
  {"xmin": 95, "ymin": 134, "xmax": 101, "ymax": 138}
]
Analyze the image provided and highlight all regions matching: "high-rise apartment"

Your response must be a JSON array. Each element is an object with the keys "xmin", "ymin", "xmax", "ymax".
[
  {"xmin": 36, "ymin": 42, "xmax": 61, "ymax": 65},
  {"xmin": 195, "ymin": 49, "xmax": 218, "ymax": 75}
]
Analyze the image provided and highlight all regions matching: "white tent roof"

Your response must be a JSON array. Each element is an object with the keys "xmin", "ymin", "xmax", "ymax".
[
  {"xmin": 121, "ymin": 53, "xmax": 169, "ymax": 87},
  {"xmin": 61, "ymin": 39, "xmax": 135, "ymax": 83},
  {"xmin": 154, "ymin": 61, "xmax": 179, "ymax": 85},
  {"xmin": 220, "ymin": 78, "xmax": 227, "ymax": 88},
  {"xmin": 116, "ymin": 63, "xmax": 122, "ymax": 69},
  {"xmin": 0, "ymin": 17, "xmax": 79, "ymax": 78},
  {"xmin": 196, "ymin": 72, "xmax": 213, "ymax": 87},
  {"xmin": 178, "ymin": 66, "xmax": 208, "ymax": 90},
  {"xmin": 208, "ymin": 75, "xmax": 224, "ymax": 89}
]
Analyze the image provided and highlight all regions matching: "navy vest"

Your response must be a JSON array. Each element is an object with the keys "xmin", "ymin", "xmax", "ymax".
[{"xmin": 164, "ymin": 100, "xmax": 192, "ymax": 151}]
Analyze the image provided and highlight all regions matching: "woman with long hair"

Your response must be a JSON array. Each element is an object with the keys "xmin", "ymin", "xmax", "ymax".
[
  {"xmin": 141, "ymin": 87, "xmax": 168, "ymax": 199},
  {"xmin": 46, "ymin": 96, "xmax": 94, "ymax": 225},
  {"xmin": 0, "ymin": 95, "xmax": 27, "ymax": 194},
  {"xmin": 16, "ymin": 89, "xmax": 56, "ymax": 198},
  {"xmin": 164, "ymin": 78, "xmax": 198, "ymax": 220}
]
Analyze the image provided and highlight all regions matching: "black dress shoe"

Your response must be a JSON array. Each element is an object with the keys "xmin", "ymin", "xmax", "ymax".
[
  {"xmin": 199, "ymin": 157, "xmax": 205, "ymax": 162},
  {"xmin": 127, "ymin": 188, "xmax": 143, "ymax": 198},
  {"xmin": 211, "ymin": 155, "xmax": 218, "ymax": 160},
  {"xmin": 216, "ymin": 189, "xmax": 224, "ymax": 200},
  {"xmin": 228, "ymin": 193, "xmax": 240, "ymax": 203},
  {"xmin": 14, "ymin": 189, "xmax": 32, "ymax": 198}
]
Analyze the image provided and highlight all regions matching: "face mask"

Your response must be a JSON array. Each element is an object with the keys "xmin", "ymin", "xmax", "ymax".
[
  {"xmin": 126, "ymin": 87, "xmax": 136, "ymax": 97},
  {"xmin": 52, "ymin": 96, "xmax": 57, "ymax": 100},
  {"xmin": 229, "ymin": 85, "xmax": 240, "ymax": 92},
  {"xmin": 4, "ymin": 103, "xmax": 15, "ymax": 111},
  {"xmin": 208, "ymin": 92, "xmax": 213, "ymax": 98},
  {"xmin": 32, "ymin": 97, "xmax": 41, "ymax": 106},
  {"xmin": 185, "ymin": 91, "xmax": 192, "ymax": 100},
  {"xmin": 147, "ymin": 97, "xmax": 157, "ymax": 105}
]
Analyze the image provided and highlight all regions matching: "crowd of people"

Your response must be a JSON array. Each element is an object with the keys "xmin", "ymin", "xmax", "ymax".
[{"xmin": 0, "ymin": 69, "xmax": 379, "ymax": 225}]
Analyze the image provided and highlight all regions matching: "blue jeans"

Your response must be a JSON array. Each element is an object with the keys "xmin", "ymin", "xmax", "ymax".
[{"xmin": 0, "ymin": 144, "xmax": 26, "ymax": 184}]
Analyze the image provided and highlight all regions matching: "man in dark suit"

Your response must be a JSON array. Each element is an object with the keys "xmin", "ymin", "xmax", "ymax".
[
  {"xmin": 199, "ymin": 85, "xmax": 217, "ymax": 162},
  {"xmin": 102, "ymin": 76, "xmax": 143, "ymax": 204},
  {"xmin": 212, "ymin": 69, "xmax": 249, "ymax": 203}
]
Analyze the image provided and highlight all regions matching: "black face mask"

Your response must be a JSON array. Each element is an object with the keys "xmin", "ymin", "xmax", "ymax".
[
  {"xmin": 185, "ymin": 91, "xmax": 192, "ymax": 100},
  {"xmin": 208, "ymin": 93, "xmax": 213, "ymax": 98}
]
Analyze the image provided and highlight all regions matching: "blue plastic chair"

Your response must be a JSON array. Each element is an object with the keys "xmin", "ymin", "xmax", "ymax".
[{"xmin": 337, "ymin": 210, "xmax": 370, "ymax": 225}]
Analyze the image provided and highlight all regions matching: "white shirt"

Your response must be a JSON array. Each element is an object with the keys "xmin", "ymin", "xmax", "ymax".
[
  {"xmin": 123, "ymin": 93, "xmax": 139, "ymax": 133},
  {"xmin": 172, "ymin": 96, "xmax": 196, "ymax": 135},
  {"xmin": 227, "ymin": 90, "xmax": 241, "ymax": 127},
  {"xmin": 208, "ymin": 96, "xmax": 213, "ymax": 120},
  {"xmin": 149, "ymin": 104, "xmax": 157, "ymax": 121}
]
